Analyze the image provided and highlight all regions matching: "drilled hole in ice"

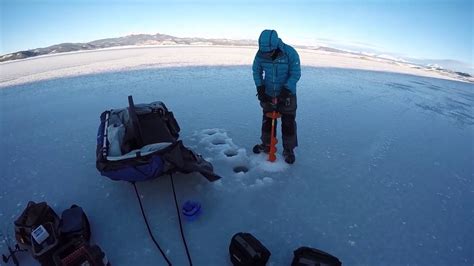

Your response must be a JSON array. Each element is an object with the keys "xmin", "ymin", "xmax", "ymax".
[
  {"xmin": 212, "ymin": 139, "xmax": 226, "ymax": 145},
  {"xmin": 233, "ymin": 166, "xmax": 249, "ymax": 173},
  {"xmin": 224, "ymin": 149, "xmax": 238, "ymax": 157}
]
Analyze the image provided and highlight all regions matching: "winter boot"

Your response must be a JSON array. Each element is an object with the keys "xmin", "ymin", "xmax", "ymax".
[
  {"xmin": 253, "ymin": 144, "xmax": 270, "ymax": 154},
  {"xmin": 283, "ymin": 149, "xmax": 295, "ymax": 164}
]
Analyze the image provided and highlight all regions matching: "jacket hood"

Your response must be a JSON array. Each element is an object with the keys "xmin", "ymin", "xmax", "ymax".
[{"xmin": 258, "ymin": 29, "xmax": 281, "ymax": 52}]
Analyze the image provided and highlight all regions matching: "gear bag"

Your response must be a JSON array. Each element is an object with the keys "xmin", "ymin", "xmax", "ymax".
[
  {"xmin": 96, "ymin": 95, "xmax": 221, "ymax": 182},
  {"xmin": 229, "ymin": 232, "xmax": 271, "ymax": 266},
  {"xmin": 14, "ymin": 201, "xmax": 60, "ymax": 247},
  {"xmin": 12, "ymin": 202, "xmax": 109, "ymax": 266}
]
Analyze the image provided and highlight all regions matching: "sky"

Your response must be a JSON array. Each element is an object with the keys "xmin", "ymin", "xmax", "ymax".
[{"xmin": 1, "ymin": 0, "xmax": 473, "ymax": 71}]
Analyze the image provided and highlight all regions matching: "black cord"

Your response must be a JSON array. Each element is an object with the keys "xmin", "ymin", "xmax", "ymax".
[
  {"xmin": 132, "ymin": 182, "xmax": 172, "ymax": 266},
  {"xmin": 170, "ymin": 173, "xmax": 193, "ymax": 266}
]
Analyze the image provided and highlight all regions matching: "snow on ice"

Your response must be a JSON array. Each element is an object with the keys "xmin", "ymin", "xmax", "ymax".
[{"xmin": 0, "ymin": 49, "xmax": 473, "ymax": 265}]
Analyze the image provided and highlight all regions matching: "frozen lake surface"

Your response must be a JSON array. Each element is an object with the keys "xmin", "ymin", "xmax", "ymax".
[{"xmin": 1, "ymin": 66, "xmax": 473, "ymax": 265}]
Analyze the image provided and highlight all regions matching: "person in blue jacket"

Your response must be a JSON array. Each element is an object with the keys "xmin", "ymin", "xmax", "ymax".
[{"xmin": 252, "ymin": 29, "xmax": 301, "ymax": 164}]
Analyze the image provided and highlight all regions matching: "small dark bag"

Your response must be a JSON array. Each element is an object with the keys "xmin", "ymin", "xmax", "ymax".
[
  {"xmin": 59, "ymin": 205, "xmax": 91, "ymax": 242},
  {"xmin": 229, "ymin": 232, "xmax": 271, "ymax": 266}
]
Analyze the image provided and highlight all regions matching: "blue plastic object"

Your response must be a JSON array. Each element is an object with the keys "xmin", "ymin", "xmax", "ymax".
[{"xmin": 182, "ymin": 201, "xmax": 202, "ymax": 221}]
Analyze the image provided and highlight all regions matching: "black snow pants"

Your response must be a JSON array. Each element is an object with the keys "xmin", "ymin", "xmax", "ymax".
[{"xmin": 260, "ymin": 95, "xmax": 298, "ymax": 151}]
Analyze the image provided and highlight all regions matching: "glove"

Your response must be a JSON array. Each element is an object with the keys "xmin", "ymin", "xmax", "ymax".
[
  {"xmin": 279, "ymin": 86, "xmax": 292, "ymax": 106},
  {"xmin": 279, "ymin": 86, "xmax": 291, "ymax": 99},
  {"xmin": 256, "ymin": 85, "xmax": 270, "ymax": 103}
]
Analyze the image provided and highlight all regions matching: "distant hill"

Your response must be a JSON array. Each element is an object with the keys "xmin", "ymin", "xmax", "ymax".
[
  {"xmin": 0, "ymin": 33, "xmax": 258, "ymax": 62},
  {"xmin": 0, "ymin": 33, "xmax": 400, "ymax": 64}
]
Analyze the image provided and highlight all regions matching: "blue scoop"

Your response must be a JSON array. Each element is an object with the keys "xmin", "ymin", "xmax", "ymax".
[{"xmin": 182, "ymin": 200, "xmax": 202, "ymax": 221}]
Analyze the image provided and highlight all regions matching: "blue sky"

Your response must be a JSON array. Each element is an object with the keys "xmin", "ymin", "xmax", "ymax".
[{"xmin": 1, "ymin": 0, "xmax": 472, "ymax": 69}]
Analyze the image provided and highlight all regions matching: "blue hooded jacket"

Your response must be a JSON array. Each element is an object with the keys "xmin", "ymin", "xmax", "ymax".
[{"xmin": 252, "ymin": 30, "xmax": 301, "ymax": 97}]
